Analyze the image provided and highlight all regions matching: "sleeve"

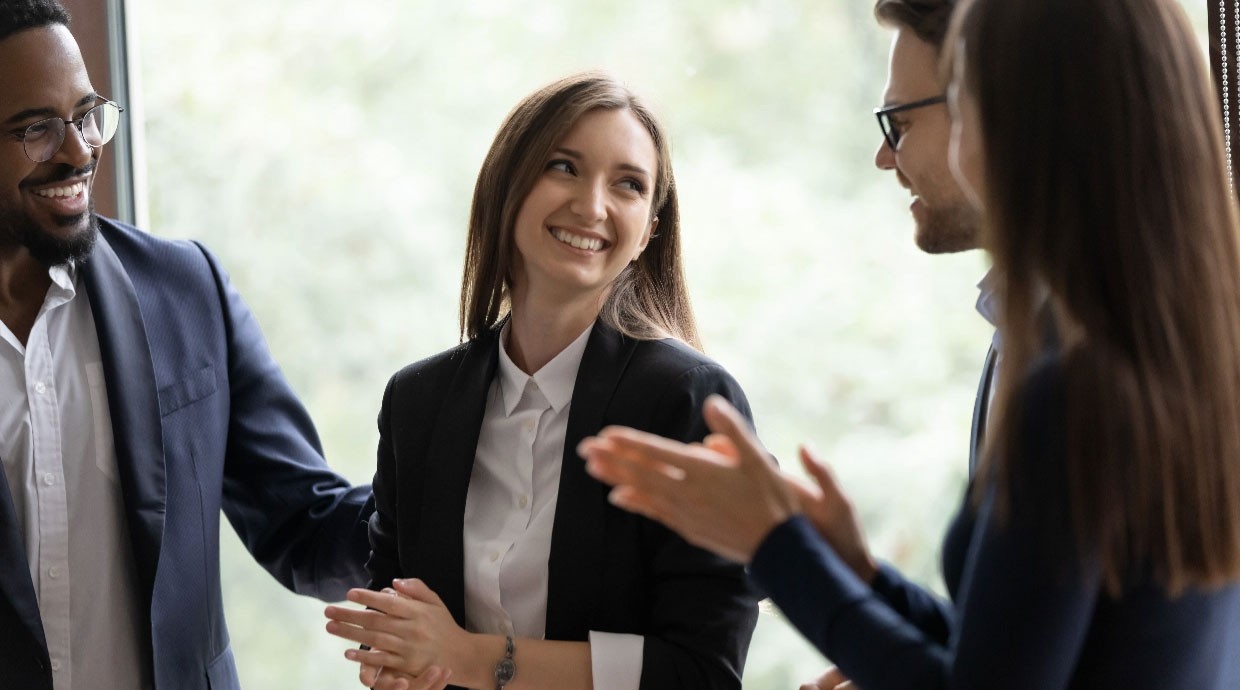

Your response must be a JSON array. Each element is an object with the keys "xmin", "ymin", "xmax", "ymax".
[
  {"xmin": 748, "ymin": 362, "xmax": 1099, "ymax": 690},
  {"xmin": 869, "ymin": 562, "xmax": 954, "ymax": 644},
  {"xmin": 631, "ymin": 362, "xmax": 761, "ymax": 690},
  {"xmin": 203, "ymin": 244, "xmax": 374, "ymax": 602},
  {"xmin": 366, "ymin": 374, "xmax": 401, "ymax": 591}
]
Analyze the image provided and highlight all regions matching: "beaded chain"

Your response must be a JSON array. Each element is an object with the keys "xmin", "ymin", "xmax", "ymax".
[{"xmin": 1223, "ymin": 0, "xmax": 1238, "ymax": 192}]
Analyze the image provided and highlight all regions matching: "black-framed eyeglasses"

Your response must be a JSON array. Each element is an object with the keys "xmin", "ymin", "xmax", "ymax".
[
  {"xmin": 5, "ymin": 99, "xmax": 125, "ymax": 163},
  {"xmin": 874, "ymin": 95, "xmax": 946, "ymax": 150}
]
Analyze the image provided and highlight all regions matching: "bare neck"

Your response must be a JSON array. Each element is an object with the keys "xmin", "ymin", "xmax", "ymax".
[{"xmin": 505, "ymin": 289, "xmax": 604, "ymax": 375}]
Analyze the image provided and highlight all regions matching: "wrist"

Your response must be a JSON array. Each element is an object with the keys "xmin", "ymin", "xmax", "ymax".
[{"xmin": 460, "ymin": 633, "xmax": 511, "ymax": 689}]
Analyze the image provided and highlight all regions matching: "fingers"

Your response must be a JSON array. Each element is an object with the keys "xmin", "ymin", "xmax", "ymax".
[
  {"xmin": 702, "ymin": 432, "xmax": 739, "ymax": 458},
  {"xmin": 701, "ymin": 396, "xmax": 774, "ymax": 470},
  {"xmin": 390, "ymin": 578, "xmax": 444, "ymax": 607},
  {"xmin": 359, "ymin": 663, "xmax": 381, "ymax": 688},
  {"xmin": 606, "ymin": 484, "xmax": 681, "ymax": 526},
  {"xmin": 345, "ymin": 645, "xmax": 403, "ymax": 670},
  {"xmin": 799, "ymin": 445, "xmax": 846, "ymax": 502},
  {"xmin": 344, "ymin": 588, "xmax": 417, "ymax": 616},
  {"xmin": 580, "ymin": 438, "xmax": 688, "ymax": 485}
]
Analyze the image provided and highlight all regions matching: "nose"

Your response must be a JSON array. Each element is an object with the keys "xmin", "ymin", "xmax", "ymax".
[
  {"xmin": 875, "ymin": 138, "xmax": 896, "ymax": 170},
  {"xmin": 570, "ymin": 178, "xmax": 607, "ymax": 224},
  {"xmin": 47, "ymin": 121, "xmax": 96, "ymax": 168}
]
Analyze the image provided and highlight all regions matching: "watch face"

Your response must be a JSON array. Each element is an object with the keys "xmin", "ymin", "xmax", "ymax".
[{"xmin": 495, "ymin": 658, "xmax": 516, "ymax": 683}]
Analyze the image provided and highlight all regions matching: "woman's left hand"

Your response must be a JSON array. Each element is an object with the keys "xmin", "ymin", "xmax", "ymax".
[
  {"xmin": 579, "ymin": 394, "xmax": 798, "ymax": 564},
  {"xmin": 325, "ymin": 579, "xmax": 474, "ymax": 679}
]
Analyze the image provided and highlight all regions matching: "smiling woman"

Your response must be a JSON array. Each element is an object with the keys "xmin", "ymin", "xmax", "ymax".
[{"xmin": 322, "ymin": 72, "xmax": 759, "ymax": 690}]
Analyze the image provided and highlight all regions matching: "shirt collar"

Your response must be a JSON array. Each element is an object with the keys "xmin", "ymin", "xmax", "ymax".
[
  {"xmin": 975, "ymin": 267, "xmax": 1001, "ymax": 329},
  {"xmin": 496, "ymin": 321, "xmax": 593, "ymax": 416}
]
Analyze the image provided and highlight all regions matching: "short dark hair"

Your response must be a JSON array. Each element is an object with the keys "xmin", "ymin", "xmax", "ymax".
[
  {"xmin": 874, "ymin": 0, "xmax": 955, "ymax": 48},
  {"xmin": 0, "ymin": 0, "xmax": 70, "ymax": 43}
]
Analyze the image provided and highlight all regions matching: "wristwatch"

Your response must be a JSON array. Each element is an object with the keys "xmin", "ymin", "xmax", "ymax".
[{"xmin": 494, "ymin": 635, "xmax": 516, "ymax": 690}]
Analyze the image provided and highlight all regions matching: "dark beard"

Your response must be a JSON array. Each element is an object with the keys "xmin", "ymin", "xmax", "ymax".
[
  {"xmin": 915, "ymin": 201, "xmax": 982, "ymax": 255},
  {"xmin": 0, "ymin": 197, "xmax": 99, "ymax": 268}
]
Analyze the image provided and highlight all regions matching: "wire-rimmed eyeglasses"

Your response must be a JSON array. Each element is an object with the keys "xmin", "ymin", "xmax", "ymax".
[
  {"xmin": 5, "ymin": 99, "xmax": 125, "ymax": 163},
  {"xmin": 874, "ymin": 95, "xmax": 945, "ymax": 150}
]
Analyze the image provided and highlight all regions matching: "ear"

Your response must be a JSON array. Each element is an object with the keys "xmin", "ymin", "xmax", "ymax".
[{"xmin": 633, "ymin": 215, "xmax": 658, "ymax": 260}]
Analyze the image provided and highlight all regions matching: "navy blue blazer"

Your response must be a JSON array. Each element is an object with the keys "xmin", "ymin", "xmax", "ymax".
[
  {"xmin": 367, "ymin": 323, "xmax": 760, "ymax": 689},
  {"xmin": 749, "ymin": 356, "xmax": 1240, "ymax": 689},
  {"xmin": 0, "ymin": 218, "xmax": 373, "ymax": 690}
]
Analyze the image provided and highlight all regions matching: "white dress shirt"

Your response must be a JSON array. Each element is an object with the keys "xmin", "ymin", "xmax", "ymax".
[
  {"xmin": 0, "ymin": 263, "xmax": 150, "ymax": 689},
  {"xmin": 462, "ymin": 322, "xmax": 642, "ymax": 690}
]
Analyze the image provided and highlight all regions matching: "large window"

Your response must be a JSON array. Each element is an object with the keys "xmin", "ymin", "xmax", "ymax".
[{"xmin": 65, "ymin": 0, "xmax": 1210, "ymax": 686}]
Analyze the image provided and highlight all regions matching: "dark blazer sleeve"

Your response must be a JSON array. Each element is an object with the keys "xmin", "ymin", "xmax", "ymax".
[
  {"xmin": 365, "ymin": 348, "xmax": 464, "ymax": 593},
  {"xmin": 195, "ymin": 243, "xmax": 374, "ymax": 601},
  {"xmin": 748, "ymin": 359, "xmax": 1100, "ymax": 690},
  {"xmin": 868, "ymin": 562, "xmax": 953, "ymax": 644},
  {"xmin": 627, "ymin": 358, "xmax": 760, "ymax": 690},
  {"xmin": 367, "ymin": 374, "xmax": 403, "ymax": 591}
]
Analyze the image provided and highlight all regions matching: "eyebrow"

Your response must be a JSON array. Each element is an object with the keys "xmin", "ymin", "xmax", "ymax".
[
  {"xmin": 555, "ymin": 147, "xmax": 652, "ymax": 178},
  {"xmin": 1, "ymin": 93, "xmax": 99, "ymax": 127}
]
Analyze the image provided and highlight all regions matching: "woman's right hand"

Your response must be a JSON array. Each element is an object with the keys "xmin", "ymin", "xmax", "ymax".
[{"xmin": 782, "ymin": 446, "xmax": 879, "ymax": 584}]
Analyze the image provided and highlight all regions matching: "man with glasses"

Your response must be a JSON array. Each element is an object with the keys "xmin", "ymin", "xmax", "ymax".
[
  {"xmin": 803, "ymin": 1, "xmax": 990, "ymax": 688},
  {"xmin": 0, "ymin": 3, "xmax": 372, "ymax": 689}
]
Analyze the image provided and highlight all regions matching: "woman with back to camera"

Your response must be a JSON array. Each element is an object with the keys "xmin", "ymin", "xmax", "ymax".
[
  {"xmin": 324, "ymin": 72, "xmax": 758, "ymax": 690},
  {"xmin": 579, "ymin": 0, "xmax": 1240, "ymax": 687}
]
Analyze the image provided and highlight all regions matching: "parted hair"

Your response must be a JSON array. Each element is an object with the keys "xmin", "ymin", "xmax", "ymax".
[
  {"xmin": 459, "ymin": 71, "xmax": 699, "ymax": 350},
  {"xmin": 0, "ymin": 0, "xmax": 69, "ymax": 42},
  {"xmin": 874, "ymin": 0, "xmax": 956, "ymax": 48},
  {"xmin": 955, "ymin": 0, "xmax": 1240, "ymax": 595}
]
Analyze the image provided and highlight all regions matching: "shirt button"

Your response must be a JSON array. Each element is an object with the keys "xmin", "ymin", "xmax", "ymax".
[
  {"xmin": 51, "ymin": 660, "xmax": 61, "ymax": 671},
  {"xmin": 43, "ymin": 473, "xmax": 55, "ymax": 486},
  {"xmin": 518, "ymin": 495, "xmax": 529, "ymax": 509},
  {"xmin": 489, "ymin": 551, "xmax": 499, "ymax": 563},
  {"xmin": 49, "ymin": 566, "xmax": 60, "ymax": 579},
  {"xmin": 34, "ymin": 381, "xmax": 47, "ymax": 394},
  {"xmin": 524, "ymin": 420, "xmax": 535, "ymax": 433}
]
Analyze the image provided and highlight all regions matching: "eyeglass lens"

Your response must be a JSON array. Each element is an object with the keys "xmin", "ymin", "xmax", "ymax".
[{"xmin": 23, "ymin": 102, "xmax": 123, "ymax": 163}]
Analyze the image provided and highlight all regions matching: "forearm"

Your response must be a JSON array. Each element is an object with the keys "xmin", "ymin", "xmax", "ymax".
[{"xmin": 453, "ymin": 635, "xmax": 592, "ymax": 690}]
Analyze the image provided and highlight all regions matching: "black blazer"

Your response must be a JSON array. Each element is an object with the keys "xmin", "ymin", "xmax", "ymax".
[{"xmin": 367, "ymin": 322, "xmax": 759, "ymax": 689}]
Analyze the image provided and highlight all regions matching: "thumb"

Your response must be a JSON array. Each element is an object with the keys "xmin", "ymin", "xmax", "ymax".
[{"xmin": 799, "ymin": 445, "xmax": 845, "ymax": 501}]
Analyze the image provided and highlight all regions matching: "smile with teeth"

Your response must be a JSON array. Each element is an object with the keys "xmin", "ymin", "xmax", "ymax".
[
  {"xmin": 551, "ymin": 227, "xmax": 607, "ymax": 251},
  {"xmin": 33, "ymin": 181, "xmax": 87, "ymax": 199}
]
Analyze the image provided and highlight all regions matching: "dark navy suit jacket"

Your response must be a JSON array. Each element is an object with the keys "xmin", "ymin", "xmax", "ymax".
[
  {"xmin": 0, "ymin": 218, "xmax": 373, "ymax": 690},
  {"xmin": 367, "ymin": 323, "xmax": 759, "ymax": 689},
  {"xmin": 749, "ymin": 355, "xmax": 1240, "ymax": 689}
]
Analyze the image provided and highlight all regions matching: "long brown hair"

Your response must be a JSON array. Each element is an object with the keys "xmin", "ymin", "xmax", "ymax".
[
  {"xmin": 459, "ymin": 72, "xmax": 699, "ymax": 349},
  {"xmin": 955, "ymin": 0, "xmax": 1240, "ymax": 594}
]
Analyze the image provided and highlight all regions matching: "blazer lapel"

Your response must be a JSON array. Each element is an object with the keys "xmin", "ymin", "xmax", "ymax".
[
  {"xmin": 416, "ymin": 334, "xmax": 499, "ymax": 625},
  {"xmin": 545, "ymin": 323, "xmax": 635, "ymax": 639},
  {"xmin": 969, "ymin": 343, "xmax": 998, "ymax": 476},
  {"xmin": 0, "ymin": 466, "xmax": 48, "ymax": 657},
  {"xmin": 80, "ymin": 233, "xmax": 166, "ymax": 614}
]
